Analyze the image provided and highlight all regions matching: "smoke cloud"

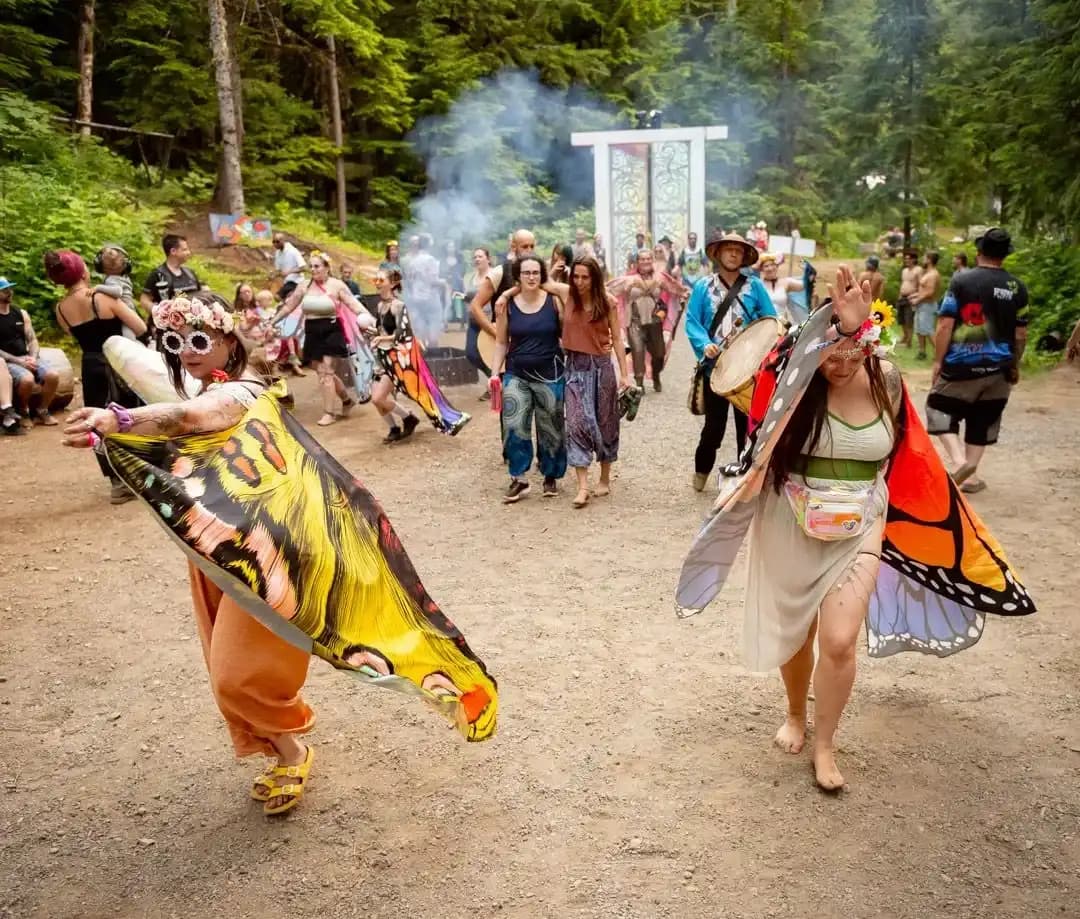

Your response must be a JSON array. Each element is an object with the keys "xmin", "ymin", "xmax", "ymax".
[{"xmin": 399, "ymin": 70, "xmax": 618, "ymax": 341}]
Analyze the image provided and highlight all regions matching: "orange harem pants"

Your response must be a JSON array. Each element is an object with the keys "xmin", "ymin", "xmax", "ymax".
[{"xmin": 188, "ymin": 562, "xmax": 315, "ymax": 757}]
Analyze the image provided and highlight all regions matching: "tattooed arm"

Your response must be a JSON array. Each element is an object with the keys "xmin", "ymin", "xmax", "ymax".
[
  {"xmin": 23, "ymin": 311, "xmax": 41, "ymax": 359},
  {"xmin": 881, "ymin": 359, "xmax": 903, "ymax": 414},
  {"xmin": 62, "ymin": 389, "xmax": 254, "ymax": 447}
]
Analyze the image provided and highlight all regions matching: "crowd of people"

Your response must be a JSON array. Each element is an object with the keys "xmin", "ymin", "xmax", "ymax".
[{"xmin": 3, "ymin": 215, "xmax": 1042, "ymax": 805}]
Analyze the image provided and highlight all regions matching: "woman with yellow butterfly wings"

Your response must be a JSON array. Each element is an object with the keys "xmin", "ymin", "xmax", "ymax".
[{"xmin": 63, "ymin": 291, "xmax": 498, "ymax": 817}]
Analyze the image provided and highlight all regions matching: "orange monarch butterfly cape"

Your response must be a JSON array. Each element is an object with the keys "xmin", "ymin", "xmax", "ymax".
[
  {"xmin": 102, "ymin": 382, "xmax": 497, "ymax": 740},
  {"xmin": 676, "ymin": 305, "xmax": 1035, "ymax": 658}
]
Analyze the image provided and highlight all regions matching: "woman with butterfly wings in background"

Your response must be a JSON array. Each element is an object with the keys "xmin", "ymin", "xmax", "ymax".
[
  {"xmin": 676, "ymin": 266, "xmax": 1035, "ymax": 792},
  {"xmin": 370, "ymin": 268, "xmax": 470, "ymax": 439}
]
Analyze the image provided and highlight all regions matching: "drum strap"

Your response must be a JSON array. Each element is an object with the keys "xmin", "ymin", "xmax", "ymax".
[{"xmin": 707, "ymin": 274, "xmax": 747, "ymax": 341}]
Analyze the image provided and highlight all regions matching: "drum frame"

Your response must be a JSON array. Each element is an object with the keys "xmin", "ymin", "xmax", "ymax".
[{"xmin": 708, "ymin": 317, "xmax": 783, "ymax": 413}]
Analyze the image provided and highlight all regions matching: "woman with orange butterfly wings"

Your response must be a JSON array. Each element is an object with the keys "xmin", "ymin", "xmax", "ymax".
[
  {"xmin": 369, "ymin": 268, "xmax": 470, "ymax": 439},
  {"xmin": 676, "ymin": 266, "xmax": 1034, "ymax": 792}
]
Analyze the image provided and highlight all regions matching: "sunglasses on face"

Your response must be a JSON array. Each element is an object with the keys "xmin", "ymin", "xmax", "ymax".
[{"xmin": 160, "ymin": 328, "xmax": 220, "ymax": 355}]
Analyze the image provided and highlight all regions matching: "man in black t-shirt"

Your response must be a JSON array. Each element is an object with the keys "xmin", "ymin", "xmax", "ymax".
[
  {"xmin": 926, "ymin": 227, "xmax": 1029, "ymax": 494},
  {"xmin": 140, "ymin": 234, "xmax": 203, "ymax": 325}
]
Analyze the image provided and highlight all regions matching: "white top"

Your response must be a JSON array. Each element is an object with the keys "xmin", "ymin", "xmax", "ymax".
[
  {"xmin": 811, "ymin": 413, "xmax": 894, "ymax": 463},
  {"xmin": 274, "ymin": 243, "xmax": 306, "ymax": 285}
]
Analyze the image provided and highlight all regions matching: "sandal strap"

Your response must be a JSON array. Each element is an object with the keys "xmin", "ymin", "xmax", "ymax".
[
  {"xmin": 268, "ymin": 746, "xmax": 314, "ymax": 779},
  {"xmin": 270, "ymin": 783, "xmax": 305, "ymax": 798},
  {"xmin": 270, "ymin": 763, "xmax": 306, "ymax": 778}
]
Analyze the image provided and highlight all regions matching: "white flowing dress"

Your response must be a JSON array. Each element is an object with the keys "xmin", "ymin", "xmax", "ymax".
[{"xmin": 743, "ymin": 412, "xmax": 894, "ymax": 671}]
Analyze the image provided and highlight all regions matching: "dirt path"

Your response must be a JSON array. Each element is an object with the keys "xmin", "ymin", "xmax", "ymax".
[{"xmin": 1, "ymin": 337, "xmax": 1078, "ymax": 918}]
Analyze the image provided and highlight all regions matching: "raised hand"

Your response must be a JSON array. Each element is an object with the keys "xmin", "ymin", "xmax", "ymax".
[{"xmin": 827, "ymin": 264, "xmax": 872, "ymax": 333}]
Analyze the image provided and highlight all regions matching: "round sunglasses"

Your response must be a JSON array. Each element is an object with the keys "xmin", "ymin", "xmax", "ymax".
[{"xmin": 160, "ymin": 328, "xmax": 219, "ymax": 355}]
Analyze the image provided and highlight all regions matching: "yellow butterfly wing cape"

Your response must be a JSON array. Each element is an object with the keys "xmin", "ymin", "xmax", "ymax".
[{"xmin": 103, "ymin": 383, "xmax": 497, "ymax": 741}]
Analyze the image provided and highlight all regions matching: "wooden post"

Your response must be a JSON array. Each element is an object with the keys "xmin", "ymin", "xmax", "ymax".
[
  {"xmin": 327, "ymin": 35, "xmax": 347, "ymax": 231},
  {"xmin": 76, "ymin": 0, "xmax": 95, "ymax": 138}
]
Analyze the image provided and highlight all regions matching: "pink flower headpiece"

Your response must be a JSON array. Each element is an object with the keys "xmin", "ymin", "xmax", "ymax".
[{"xmin": 152, "ymin": 296, "xmax": 235, "ymax": 335}]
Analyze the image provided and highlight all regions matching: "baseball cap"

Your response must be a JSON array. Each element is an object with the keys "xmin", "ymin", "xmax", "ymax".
[
  {"xmin": 975, "ymin": 227, "xmax": 1013, "ymax": 258},
  {"xmin": 866, "ymin": 255, "xmax": 880, "ymax": 269},
  {"xmin": 0, "ymin": 278, "xmax": 13, "ymax": 292}
]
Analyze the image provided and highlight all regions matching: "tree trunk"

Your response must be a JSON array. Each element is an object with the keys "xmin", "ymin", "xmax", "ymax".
[
  {"xmin": 227, "ymin": 8, "xmax": 244, "ymax": 151},
  {"xmin": 903, "ymin": 2, "xmax": 915, "ymax": 250},
  {"xmin": 76, "ymin": 0, "xmax": 95, "ymax": 138},
  {"xmin": 208, "ymin": 0, "xmax": 245, "ymax": 213},
  {"xmin": 327, "ymin": 35, "xmax": 347, "ymax": 231}
]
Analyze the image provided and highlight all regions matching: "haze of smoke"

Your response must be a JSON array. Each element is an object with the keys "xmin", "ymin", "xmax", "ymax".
[{"xmin": 399, "ymin": 70, "xmax": 617, "ymax": 340}]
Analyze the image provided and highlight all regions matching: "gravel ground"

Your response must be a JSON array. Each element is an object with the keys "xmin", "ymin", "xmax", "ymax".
[{"xmin": 1, "ymin": 332, "xmax": 1077, "ymax": 919}]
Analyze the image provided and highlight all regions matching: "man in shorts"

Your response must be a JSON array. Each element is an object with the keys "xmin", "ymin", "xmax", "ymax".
[
  {"xmin": 926, "ymin": 228, "xmax": 1028, "ymax": 494},
  {"xmin": 0, "ymin": 280, "xmax": 60, "ymax": 428},
  {"xmin": 897, "ymin": 249, "xmax": 922, "ymax": 347},
  {"xmin": 912, "ymin": 251, "xmax": 942, "ymax": 359}
]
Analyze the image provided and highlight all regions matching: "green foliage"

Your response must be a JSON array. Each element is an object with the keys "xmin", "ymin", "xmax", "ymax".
[
  {"xmin": 822, "ymin": 219, "xmax": 881, "ymax": 259},
  {"xmin": 1006, "ymin": 244, "xmax": 1080, "ymax": 349},
  {"xmin": 1, "ymin": 0, "xmax": 1078, "ymax": 305},
  {"xmin": 0, "ymin": 93, "xmax": 167, "ymax": 335}
]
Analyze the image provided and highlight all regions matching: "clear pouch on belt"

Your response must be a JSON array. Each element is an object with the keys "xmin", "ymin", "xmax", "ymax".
[{"xmin": 783, "ymin": 480, "xmax": 873, "ymax": 541}]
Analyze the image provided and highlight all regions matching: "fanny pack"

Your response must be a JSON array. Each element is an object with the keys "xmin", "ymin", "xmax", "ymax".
[{"xmin": 783, "ymin": 480, "xmax": 874, "ymax": 541}]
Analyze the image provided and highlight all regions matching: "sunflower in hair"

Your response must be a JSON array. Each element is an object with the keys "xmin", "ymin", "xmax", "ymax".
[{"xmin": 870, "ymin": 299, "xmax": 895, "ymax": 328}]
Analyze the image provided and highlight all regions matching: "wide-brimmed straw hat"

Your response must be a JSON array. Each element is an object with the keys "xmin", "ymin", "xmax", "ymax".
[{"xmin": 705, "ymin": 231, "xmax": 758, "ymax": 268}]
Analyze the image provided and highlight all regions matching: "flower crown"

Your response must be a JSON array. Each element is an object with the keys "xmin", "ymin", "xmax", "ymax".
[
  {"xmin": 848, "ymin": 299, "xmax": 897, "ymax": 358},
  {"xmin": 152, "ymin": 296, "xmax": 235, "ymax": 335}
]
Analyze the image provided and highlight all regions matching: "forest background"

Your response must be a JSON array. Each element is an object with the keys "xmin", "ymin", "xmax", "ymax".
[{"xmin": 1, "ymin": 0, "xmax": 1078, "ymax": 350}]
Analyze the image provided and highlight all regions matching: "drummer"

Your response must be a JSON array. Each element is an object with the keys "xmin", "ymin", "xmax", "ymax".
[{"xmin": 685, "ymin": 232, "xmax": 778, "ymax": 491}]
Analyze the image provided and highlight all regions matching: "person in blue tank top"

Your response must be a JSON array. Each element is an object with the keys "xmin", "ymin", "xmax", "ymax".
[{"xmin": 488, "ymin": 255, "xmax": 567, "ymax": 503}]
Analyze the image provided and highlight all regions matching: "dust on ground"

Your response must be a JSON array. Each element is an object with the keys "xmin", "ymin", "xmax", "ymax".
[{"xmin": 1, "ymin": 334, "xmax": 1078, "ymax": 919}]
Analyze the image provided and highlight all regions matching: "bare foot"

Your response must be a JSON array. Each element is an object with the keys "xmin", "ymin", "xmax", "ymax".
[
  {"xmin": 593, "ymin": 482, "xmax": 610, "ymax": 497},
  {"xmin": 572, "ymin": 490, "xmax": 589, "ymax": 508},
  {"xmin": 773, "ymin": 715, "xmax": 806, "ymax": 754},
  {"xmin": 317, "ymin": 413, "xmax": 336, "ymax": 426},
  {"xmin": 813, "ymin": 745, "xmax": 846, "ymax": 792}
]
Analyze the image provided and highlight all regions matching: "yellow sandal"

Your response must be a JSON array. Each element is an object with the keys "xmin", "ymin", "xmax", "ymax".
[
  {"xmin": 250, "ymin": 763, "xmax": 277, "ymax": 802},
  {"xmin": 262, "ymin": 745, "xmax": 315, "ymax": 816}
]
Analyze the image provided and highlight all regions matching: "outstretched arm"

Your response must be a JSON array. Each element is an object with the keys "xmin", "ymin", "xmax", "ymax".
[
  {"xmin": 62, "ymin": 388, "xmax": 255, "ymax": 446},
  {"xmin": 541, "ymin": 279, "xmax": 571, "ymax": 301}
]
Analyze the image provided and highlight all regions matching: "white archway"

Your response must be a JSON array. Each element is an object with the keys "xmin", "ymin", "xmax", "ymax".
[{"xmin": 571, "ymin": 125, "xmax": 728, "ymax": 267}]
